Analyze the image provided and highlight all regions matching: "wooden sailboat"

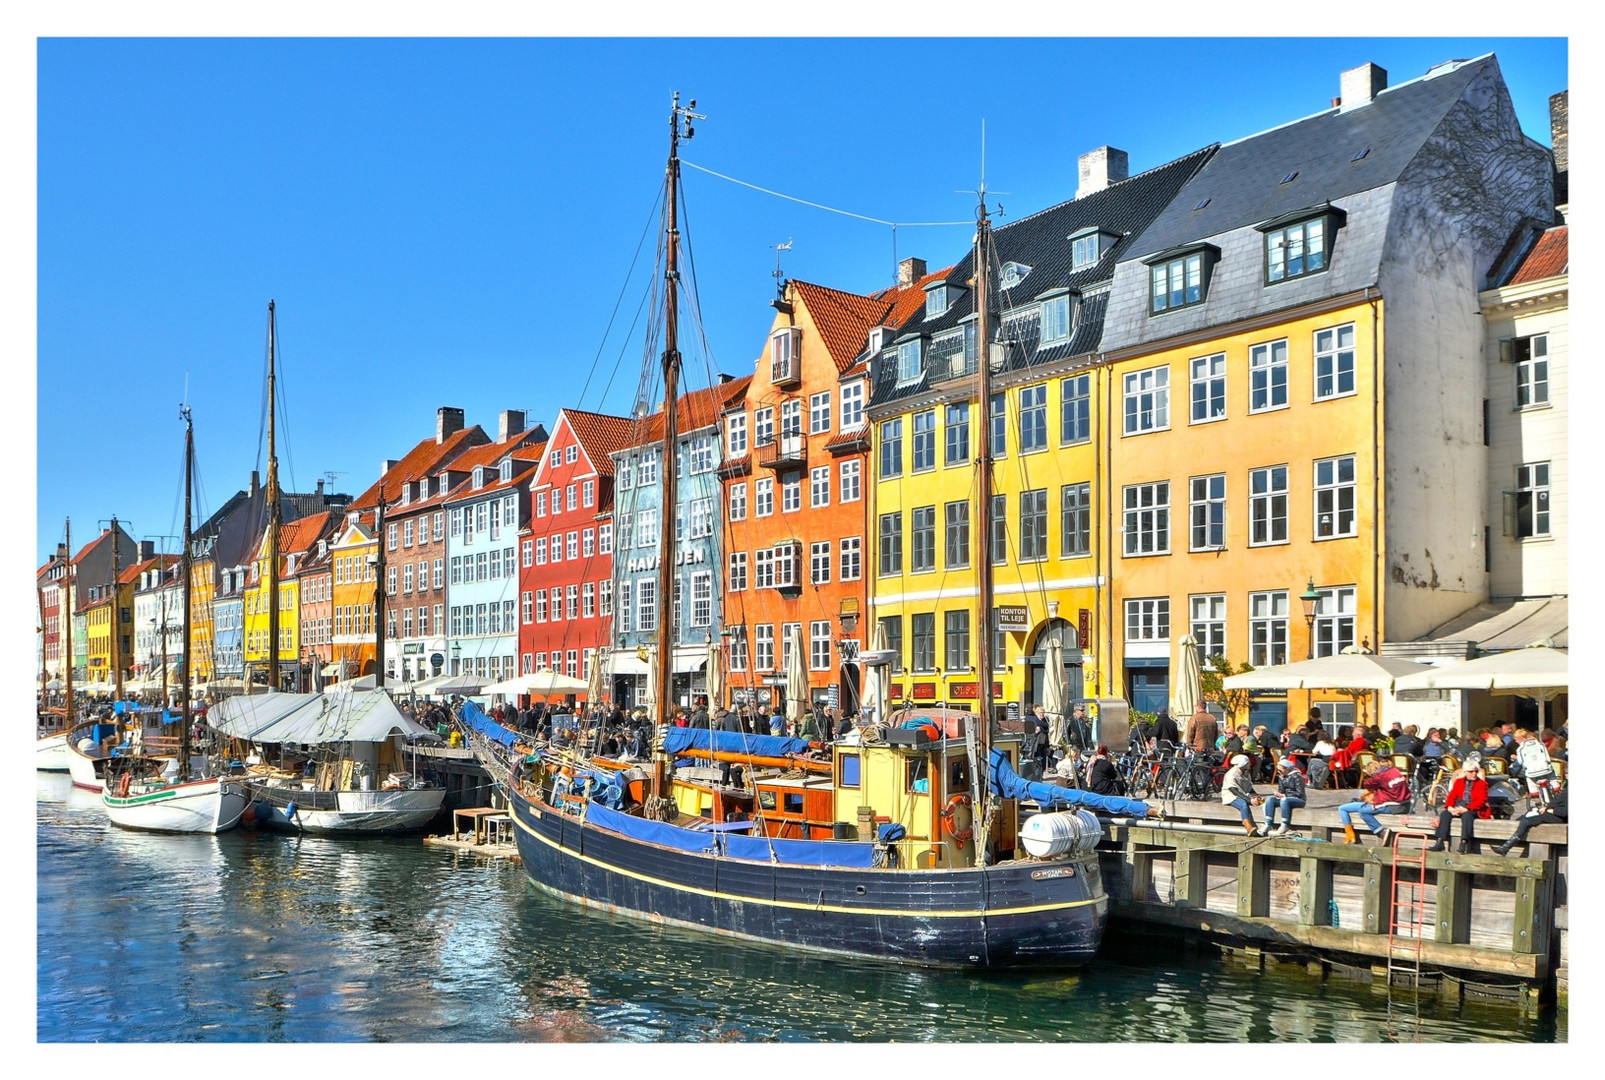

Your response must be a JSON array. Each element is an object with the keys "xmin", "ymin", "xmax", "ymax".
[
  {"xmin": 473, "ymin": 95, "xmax": 1156, "ymax": 968},
  {"xmin": 103, "ymin": 405, "xmax": 249, "ymax": 834}
]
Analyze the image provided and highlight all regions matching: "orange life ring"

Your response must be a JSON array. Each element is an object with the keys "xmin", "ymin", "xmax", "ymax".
[
  {"xmin": 940, "ymin": 793, "xmax": 974, "ymax": 843},
  {"xmin": 118, "ymin": 773, "xmax": 131, "ymax": 798}
]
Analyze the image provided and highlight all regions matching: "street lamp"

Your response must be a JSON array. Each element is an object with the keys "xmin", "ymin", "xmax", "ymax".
[{"xmin": 1300, "ymin": 577, "xmax": 1321, "ymax": 660}]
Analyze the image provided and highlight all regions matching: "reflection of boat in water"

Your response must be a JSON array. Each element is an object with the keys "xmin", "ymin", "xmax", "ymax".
[
  {"xmin": 469, "ymin": 94, "xmax": 1154, "ymax": 969},
  {"xmin": 209, "ymin": 689, "xmax": 446, "ymax": 835}
]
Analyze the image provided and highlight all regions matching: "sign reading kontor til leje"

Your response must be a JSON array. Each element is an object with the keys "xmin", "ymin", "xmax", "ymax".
[{"xmin": 994, "ymin": 605, "xmax": 1030, "ymax": 630}]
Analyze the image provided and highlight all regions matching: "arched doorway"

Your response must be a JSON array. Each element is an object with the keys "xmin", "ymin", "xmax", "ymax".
[{"xmin": 1022, "ymin": 619, "xmax": 1084, "ymax": 708}]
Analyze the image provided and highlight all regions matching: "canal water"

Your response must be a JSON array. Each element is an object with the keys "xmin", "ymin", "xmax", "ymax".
[{"xmin": 37, "ymin": 773, "xmax": 1564, "ymax": 1043}]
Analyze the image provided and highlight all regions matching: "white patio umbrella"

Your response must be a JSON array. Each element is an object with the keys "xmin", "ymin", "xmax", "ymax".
[
  {"xmin": 1171, "ymin": 633, "xmax": 1201, "ymax": 719},
  {"xmin": 862, "ymin": 621, "xmax": 888, "ymax": 725},
  {"xmin": 704, "ymin": 636, "xmax": 723, "ymax": 711},
  {"xmin": 785, "ymin": 624, "xmax": 809, "ymax": 733},
  {"xmin": 1041, "ymin": 634, "xmax": 1070, "ymax": 750},
  {"xmin": 481, "ymin": 668, "xmax": 588, "ymax": 698},
  {"xmin": 1221, "ymin": 650, "xmax": 1432, "ymax": 691},
  {"xmin": 426, "ymin": 673, "xmax": 486, "ymax": 697},
  {"xmin": 1392, "ymin": 643, "xmax": 1568, "ymax": 729},
  {"xmin": 587, "ymin": 652, "xmax": 607, "ymax": 707}
]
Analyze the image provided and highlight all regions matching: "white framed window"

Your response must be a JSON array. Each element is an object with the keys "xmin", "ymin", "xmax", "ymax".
[
  {"xmin": 535, "ymin": 537, "xmax": 547, "ymax": 565},
  {"xmin": 1508, "ymin": 462, "xmax": 1551, "ymax": 538},
  {"xmin": 773, "ymin": 544, "xmax": 800, "ymax": 588},
  {"xmin": 1190, "ymin": 352, "xmax": 1227, "ymax": 423},
  {"xmin": 780, "ymin": 399, "xmax": 802, "ymax": 438},
  {"xmin": 1019, "ymin": 385, "xmax": 1048, "ymax": 452},
  {"xmin": 1124, "ymin": 597, "xmax": 1170, "ymax": 641},
  {"xmin": 754, "ymin": 624, "xmax": 775, "ymax": 671},
  {"xmin": 520, "ymin": 541, "xmax": 532, "ymax": 568},
  {"xmin": 566, "ymin": 531, "xmax": 578, "ymax": 560},
  {"xmin": 1508, "ymin": 334, "xmax": 1550, "ymax": 409},
  {"xmin": 810, "ymin": 391, "xmax": 831, "ymax": 434},
  {"xmin": 521, "ymin": 591, "xmax": 533, "ymax": 625},
  {"xmin": 727, "ymin": 411, "xmax": 748, "ymax": 456},
  {"xmin": 635, "ymin": 508, "xmax": 658, "ymax": 548},
  {"xmin": 840, "ymin": 536, "xmax": 862, "ymax": 581},
  {"xmin": 1041, "ymin": 293, "xmax": 1071, "ymax": 343},
  {"xmin": 599, "ymin": 579, "xmax": 612, "ymax": 617},
  {"xmin": 535, "ymin": 490, "xmax": 547, "ymax": 518},
  {"xmin": 450, "ymin": 507, "xmax": 463, "ymax": 536},
  {"xmin": 810, "ymin": 541, "xmax": 831, "ymax": 584},
  {"xmin": 770, "ymin": 326, "xmax": 801, "ymax": 383},
  {"xmin": 809, "ymin": 465, "xmax": 830, "ymax": 508},
  {"xmin": 1313, "ymin": 455, "xmax": 1357, "ymax": 539},
  {"xmin": 689, "ymin": 498, "xmax": 714, "ymax": 539},
  {"xmin": 1122, "ymin": 481, "xmax": 1170, "ymax": 556},
  {"xmin": 582, "ymin": 478, "xmax": 596, "ymax": 506},
  {"xmin": 1249, "ymin": 465, "xmax": 1289, "ymax": 546},
  {"xmin": 728, "ymin": 551, "xmax": 748, "ymax": 592},
  {"xmin": 565, "ymin": 445, "xmax": 577, "ymax": 464},
  {"xmin": 1313, "ymin": 585, "xmax": 1357, "ymax": 657},
  {"xmin": 781, "ymin": 476, "xmax": 801, "ymax": 513},
  {"xmin": 582, "ymin": 528, "xmax": 595, "ymax": 557},
  {"xmin": 639, "ymin": 450, "xmax": 658, "ymax": 487},
  {"xmin": 1250, "ymin": 339, "xmax": 1289, "ymax": 412},
  {"xmin": 839, "ymin": 459, "xmax": 861, "ymax": 503},
  {"xmin": 691, "ymin": 572, "xmax": 712, "ymax": 627},
  {"xmin": 729, "ymin": 483, "xmax": 747, "ymax": 521},
  {"xmin": 1061, "ymin": 374, "xmax": 1090, "ymax": 445},
  {"xmin": 617, "ymin": 581, "xmax": 631, "ymax": 633},
  {"xmin": 1122, "ymin": 365, "xmax": 1170, "ymax": 434},
  {"xmin": 433, "ymin": 512, "xmax": 444, "ymax": 541},
  {"xmin": 754, "ymin": 547, "xmax": 775, "ymax": 589},
  {"xmin": 1249, "ymin": 590, "xmax": 1289, "ymax": 667},
  {"xmin": 1313, "ymin": 323, "xmax": 1356, "ymax": 400},
  {"xmin": 1189, "ymin": 473, "xmax": 1226, "ymax": 550},
  {"xmin": 840, "ymin": 381, "xmax": 865, "ymax": 430},
  {"xmin": 924, "ymin": 284, "xmax": 949, "ymax": 319},
  {"xmin": 599, "ymin": 522, "xmax": 612, "ymax": 555},
  {"xmin": 1189, "ymin": 594, "xmax": 1226, "ymax": 664},
  {"xmin": 753, "ymin": 407, "xmax": 774, "ymax": 448},
  {"xmin": 756, "ymin": 478, "xmax": 774, "ymax": 517},
  {"xmin": 895, "ymin": 339, "xmax": 922, "ymax": 386},
  {"xmin": 810, "ymin": 620, "xmax": 832, "ymax": 671},
  {"xmin": 535, "ymin": 590, "xmax": 547, "ymax": 622},
  {"xmin": 1071, "ymin": 231, "xmax": 1102, "ymax": 270},
  {"xmin": 617, "ymin": 457, "xmax": 633, "ymax": 489}
]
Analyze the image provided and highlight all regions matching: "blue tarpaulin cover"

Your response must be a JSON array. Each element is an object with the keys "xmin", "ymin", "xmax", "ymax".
[
  {"xmin": 661, "ymin": 727, "xmax": 812, "ymax": 759},
  {"xmin": 459, "ymin": 699, "xmax": 522, "ymax": 747},
  {"xmin": 989, "ymin": 747, "xmax": 1151, "ymax": 817},
  {"xmin": 581, "ymin": 798, "xmax": 876, "ymax": 867}
]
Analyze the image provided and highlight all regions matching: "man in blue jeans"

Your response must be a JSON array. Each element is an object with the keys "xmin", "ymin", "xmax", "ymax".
[{"xmin": 1337, "ymin": 759, "xmax": 1412, "ymax": 843}]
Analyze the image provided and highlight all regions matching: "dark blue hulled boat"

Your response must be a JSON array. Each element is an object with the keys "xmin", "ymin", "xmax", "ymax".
[{"xmin": 470, "ymin": 93, "xmax": 1154, "ymax": 969}]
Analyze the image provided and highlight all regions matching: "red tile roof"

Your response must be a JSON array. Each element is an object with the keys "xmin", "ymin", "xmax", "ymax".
[
  {"xmin": 1509, "ymin": 226, "xmax": 1567, "ymax": 285},
  {"xmin": 351, "ymin": 425, "xmax": 487, "ymax": 510},
  {"xmin": 563, "ymin": 409, "xmax": 642, "ymax": 478},
  {"xmin": 624, "ymin": 376, "xmax": 754, "ymax": 450},
  {"xmin": 446, "ymin": 428, "xmax": 544, "ymax": 473},
  {"xmin": 792, "ymin": 281, "xmax": 897, "ymax": 375},
  {"xmin": 278, "ymin": 511, "xmax": 332, "ymax": 557},
  {"xmin": 872, "ymin": 265, "xmax": 957, "ymax": 329}
]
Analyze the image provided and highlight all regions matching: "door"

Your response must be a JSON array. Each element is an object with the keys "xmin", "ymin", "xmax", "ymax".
[{"xmin": 1126, "ymin": 667, "xmax": 1169, "ymax": 715}]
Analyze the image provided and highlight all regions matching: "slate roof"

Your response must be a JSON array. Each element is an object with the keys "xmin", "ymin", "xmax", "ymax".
[
  {"xmin": 1130, "ymin": 57, "xmax": 1496, "ymax": 259},
  {"xmin": 867, "ymin": 144, "xmax": 1215, "ymax": 407},
  {"xmin": 1508, "ymin": 225, "xmax": 1567, "ymax": 285}
]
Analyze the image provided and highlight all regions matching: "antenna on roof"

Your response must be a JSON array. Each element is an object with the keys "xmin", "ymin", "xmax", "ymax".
[{"xmin": 772, "ymin": 238, "xmax": 792, "ymax": 299}]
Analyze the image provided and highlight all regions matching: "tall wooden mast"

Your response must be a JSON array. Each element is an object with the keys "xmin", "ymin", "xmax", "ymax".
[
  {"xmin": 971, "ymin": 194, "xmax": 997, "ymax": 867},
  {"xmin": 110, "ymin": 516, "xmax": 124, "ymax": 701},
  {"xmin": 373, "ymin": 496, "xmax": 387, "ymax": 690},
  {"xmin": 265, "ymin": 300, "xmax": 282, "ymax": 692},
  {"xmin": 179, "ymin": 406, "xmax": 195, "ymax": 777},
  {"xmin": 63, "ymin": 518, "xmax": 74, "ymax": 719}
]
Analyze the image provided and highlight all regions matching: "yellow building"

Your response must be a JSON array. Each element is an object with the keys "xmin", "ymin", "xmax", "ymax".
[
  {"xmin": 189, "ymin": 558, "xmax": 217, "ymax": 684},
  {"xmin": 328, "ymin": 510, "xmax": 379, "ymax": 682}
]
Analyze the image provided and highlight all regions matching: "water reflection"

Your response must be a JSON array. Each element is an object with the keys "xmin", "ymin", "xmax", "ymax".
[{"xmin": 37, "ymin": 773, "xmax": 1563, "ymax": 1043}]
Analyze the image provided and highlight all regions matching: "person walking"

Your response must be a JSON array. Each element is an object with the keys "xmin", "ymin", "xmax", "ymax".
[
  {"xmin": 1185, "ymin": 703, "xmax": 1219, "ymax": 755},
  {"xmin": 1427, "ymin": 759, "xmax": 1489, "ymax": 853},
  {"xmin": 1152, "ymin": 706, "xmax": 1180, "ymax": 748},
  {"xmin": 1220, "ymin": 754, "xmax": 1261, "ymax": 835},
  {"xmin": 1261, "ymin": 756, "xmax": 1307, "ymax": 835}
]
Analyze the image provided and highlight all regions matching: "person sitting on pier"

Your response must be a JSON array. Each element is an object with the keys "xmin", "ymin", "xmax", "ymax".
[
  {"xmin": 1087, "ymin": 745, "xmax": 1123, "ymax": 796},
  {"xmin": 1220, "ymin": 754, "xmax": 1262, "ymax": 835},
  {"xmin": 1260, "ymin": 755, "xmax": 1306, "ymax": 836},
  {"xmin": 1427, "ymin": 759, "xmax": 1488, "ymax": 853},
  {"xmin": 1337, "ymin": 758, "xmax": 1412, "ymax": 844},
  {"xmin": 1493, "ymin": 780, "xmax": 1568, "ymax": 855}
]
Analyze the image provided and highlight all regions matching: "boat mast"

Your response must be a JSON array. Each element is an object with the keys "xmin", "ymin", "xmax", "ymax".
[
  {"xmin": 64, "ymin": 518, "xmax": 73, "ymax": 721},
  {"xmin": 110, "ymin": 515, "xmax": 124, "ymax": 701},
  {"xmin": 265, "ymin": 300, "xmax": 282, "ymax": 693},
  {"xmin": 179, "ymin": 406, "xmax": 195, "ymax": 777},
  {"xmin": 649, "ymin": 92, "xmax": 700, "ymax": 803},
  {"xmin": 374, "ymin": 496, "xmax": 387, "ymax": 690},
  {"xmin": 971, "ymin": 192, "xmax": 996, "ymax": 866}
]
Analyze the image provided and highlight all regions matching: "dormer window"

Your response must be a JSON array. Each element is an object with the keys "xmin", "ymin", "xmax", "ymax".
[
  {"xmin": 1069, "ymin": 227, "xmax": 1115, "ymax": 271},
  {"xmin": 473, "ymin": 466, "xmax": 485, "ymax": 488},
  {"xmin": 1144, "ymin": 243, "xmax": 1219, "ymax": 315},
  {"xmin": 500, "ymin": 459, "xmax": 513, "ymax": 482},
  {"xmin": 1040, "ymin": 291, "xmax": 1073, "ymax": 344},
  {"xmin": 1257, "ymin": 204, "xmax": 1344, "ymax": 285},
  {"xmin": 999, "ymin": 262, "xmax": 1032, "ymax": 289},
  {"xmin": 438, "ymin": 475, "xmax": 449, "ymax": 497},
  {"xmin": 770, "ymin": 327, "xmax": 802, "ymax": 385},
  {"xmin": 400, "ymin": 483, "xmax": 411, "ymax": 507},
  {"xmin": 924, "ymin": 283, "xmax": 951, "ymax": 319},
  {"xmin": 894, "ymin": 337, "xmax": 924, "ymax": 386},
  {"xmin": 867, "ymin": 326, "xmax": 888, "ymax": 353}
]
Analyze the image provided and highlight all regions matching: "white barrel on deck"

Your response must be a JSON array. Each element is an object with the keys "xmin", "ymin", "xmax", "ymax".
[{"xmin": 1019, "ymin": 810, "xmax": 1103, "ymax": 858}]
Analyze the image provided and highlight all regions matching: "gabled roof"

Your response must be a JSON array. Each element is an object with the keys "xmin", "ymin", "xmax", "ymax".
[
  {"xmin": 444, "ymin": 427, "xmax": 545, "ymax": 475},
  {"xmin": 562, "ymin": 409, "xmax": 641, "ymax": 479},
  {"xmin": 620, "ymin": 376, "xmax": 754, "ymax": 451},
  {"xmin": 278, "ymin": 510, "xmax": 333, "ymax": 559},
  {"xmin": 350, "ymin": 425, "xmax": 487, "ymax": 510},
  {"xmin": 791, "ymin": 281, "xmax": 899, "ymax": 375},
  {"xmin": 1508, "ymin": 225, "xmax": 1567, "ymax": 285}
]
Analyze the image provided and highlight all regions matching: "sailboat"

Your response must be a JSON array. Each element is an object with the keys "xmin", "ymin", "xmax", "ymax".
[
  {"xmin": 103, "ymin": 404, "xmax": 250, "ymax": 834},
  {"xmin": 472, "ymin": 95, "xmax": 1156, "ymax": 968}
]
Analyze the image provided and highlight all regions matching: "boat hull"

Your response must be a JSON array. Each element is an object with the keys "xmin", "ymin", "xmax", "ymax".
[
  {"xmin": 103, "ymin": 777, "xmax": 250, "ymax": 834},
  {"xmin": 248, "ymin": 783, "xmax": 446, "ymax": 835},
  {"xmin": 66, "ymin": 745, "xmax": 107, "ymax": 791},
  {"xmin": 507, "ymin": 788, "xmax": 1107, "ymax": 969},
  {"xmin": 36, "ymin": 733, "xmax": 70, "ymax": 772}
]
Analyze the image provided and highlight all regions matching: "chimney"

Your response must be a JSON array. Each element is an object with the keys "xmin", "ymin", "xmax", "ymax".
[
  {"xmin": 380, "ymin": 459, "xmax": 399, "ymax": 477},
  {"xmin": 1076, "ymin": 147, "xmax": 1129, "ymax": 198},
  {"xmin": 498, "ymin": 409, "xmax": 526, "ymax": 443},
  {"xmin": 897, "ymin": 257, "xmax": 927, "ymax": 287},
  {"xmin": 1550, "ymin": 89, "xmax": 1568, "ymax": 172},
  {"xmin": 250, "ymin": 470, "xmax": 260, "ymax": 497},
  {"xmin": 139, "ymin": 540, "xmax": 155, "ymax": 561},
  {"xmin": 1339, "ymin": 62, "xmax": 1387, "ymax": 108},
  {"xmin": 437, "ymin": 406, "xmax": 465, "ymax": 444}
]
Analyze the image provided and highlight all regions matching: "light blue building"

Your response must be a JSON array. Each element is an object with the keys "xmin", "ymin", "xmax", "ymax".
[{"xmin": 445, "ymin": 448, "xmax": 541, "ymax": 683}]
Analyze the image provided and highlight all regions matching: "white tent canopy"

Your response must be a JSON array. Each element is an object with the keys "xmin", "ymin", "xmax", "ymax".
[
  {"xmin": 1391, "ymin": 645, "xmax": 1568, "ymax": 698},
  {"xmin": 208, "ymin": 689, "xmax": 435, "ymax": 744},
  {"xmin": 1221, "ymin": 651, "xmax": 1432, "ymax": 692},
  {"xmin": 481, "ymin": 669, "xmax": 588, "ymax": 697},
  {"xmin": 414, "ymin": 673, "xmax": 485, "ymax": 697}
]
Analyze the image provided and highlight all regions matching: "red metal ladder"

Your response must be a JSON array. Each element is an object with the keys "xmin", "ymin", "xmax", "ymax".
[{"xmin": 1386, "ymin": 824, "xmax": 1433, "ymax": 991}]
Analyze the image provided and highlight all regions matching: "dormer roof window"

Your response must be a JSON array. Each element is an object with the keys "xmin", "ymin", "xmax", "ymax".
[
  {"xmin": 500, "ymin": 459, "xmax": 513, "ymax": 482},
  {"xmin": 1068, "ymin": 227, "xmax": 1115, "ymax": 272},
  {"xmin": 867, "ymin": 326, "xmax": 889, "ymax": 354},
  {"xmin": 998, "ymin": 262, "xmax": 1032, "ymax": 289},
  {"xmin": 924, "ymin": 282, "xmax": 952, "ymax": 319},
  {"xmin": 894, "ymin": 336, "xmax": 924, "ymax": 387},
  {"xmin": 1143, "ymin": 242, "xmax": 1220, "ymax": 315},
  {"xmin": 1256, "ymin": 203, "xmax": 1345, "ymax": 285},
  {"xmin": 473, "ymin": 466, "xmax": 485, "ymax": 488}
]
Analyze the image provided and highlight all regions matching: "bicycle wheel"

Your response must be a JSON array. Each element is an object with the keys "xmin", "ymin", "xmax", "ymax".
[{"xmin": 1185, "ymin": 764, "xmax": 1213, "ymax": 800}]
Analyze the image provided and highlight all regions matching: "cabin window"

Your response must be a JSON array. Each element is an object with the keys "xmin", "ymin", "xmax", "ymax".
[
  {"xmin": 784, "ymin": 793, "xmax": 805, "ymax": 815},
  {"xmin": 758, "ymin": 790, "xmax": 777, "ymax": 811},
  {"xmin": 838, "ymin": 753, "xmax": 861, "ymax": 788},
  {"xmin": 948, "ymin": 756, "xmax": 970, "ymax": 792},
  {"xmin": 906, "ymin": 757, "xmax": 929, "ymax": 793}
]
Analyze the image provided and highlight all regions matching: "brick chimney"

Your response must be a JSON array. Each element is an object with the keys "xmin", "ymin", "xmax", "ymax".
[
  {"xmin": 250, "ymin": 470, "xmax": 260, "ymax": 497},
  {"xmin": 437, "ymin": 406, "xmax": 465, "ymax": 444},
  {"xmin": 1339, "ymin": 62, "xmax": 1387, "ymax": 108},
  {"xmin": 138, "ymin": 540, "xmax": 155, "ymax": 561},
  {"xmin": 898, "ymin": 257, "xmax": 927, "ymax": 287},
  {"xmin": 498, "ymin": 409, "xmax": 526, "ymax": 443},
  {"xmin": 1077, "ymin": 147, "xmax": 1129, "ymax": 198},
  {"xmin": 379, "ymin": 459, "xmax": 399, "ymax": 477}
]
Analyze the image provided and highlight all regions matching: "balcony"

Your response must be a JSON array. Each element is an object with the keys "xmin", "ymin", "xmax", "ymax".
[{"xmin": 757, "ymin": 431, "xmax": 808, "ymax": 472}]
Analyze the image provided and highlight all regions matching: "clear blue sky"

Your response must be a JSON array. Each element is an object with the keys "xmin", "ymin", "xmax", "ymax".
[{"xmin": 34, "ymin": 36, "xmax": 1567, "ymax": 565}]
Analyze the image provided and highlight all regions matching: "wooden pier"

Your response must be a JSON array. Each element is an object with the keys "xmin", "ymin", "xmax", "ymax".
[{"xmin": 1096, "ymin": 795, "xmax": 1567, "ymax": 1005}]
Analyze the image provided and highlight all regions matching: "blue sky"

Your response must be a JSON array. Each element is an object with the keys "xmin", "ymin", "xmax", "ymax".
[{"xmin": 33, "ymin": 35, "xmax": 1568, "ymax": 567}]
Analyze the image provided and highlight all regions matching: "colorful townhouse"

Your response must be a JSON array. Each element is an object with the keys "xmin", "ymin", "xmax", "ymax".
[
  {"xmin": 299, "ymin": 532, "xmax": 336, "ymax": 690},
  {"xmin": 607, "ymin": 377, "xmax": 751, "ymax": 709},
  {"xmin": 334, "ymin": 407, "xmax": 489, "ymax": 683},
  {"xmin": 521, "ymin": 408, "xmax": 635, "ymax": 690},
  {"xmin": 71, "ymin": 524, "xmax": 138, "ymax": 691},
  {"xmin": 241, "ymin": 510, "xmax": 335, "ymax": 691},
  {"xmin": 718, "ymin": 278, "xmax": 918, "ymax": 716},
  {"xmin": 442, "ymin": 425, "xmax": 547, "ymax": 684},
  {"xmin": 131, "ymin": 553, "xmax": 181, "ymax": 693},
  {"xmin": 1089, "ymin": 57, "xmax": 1554, "ymax": 730},
  {"xmin": 38, "ymin": 542, "xmax": 70, "ymax": 686},
  {"xmin": 863, "ymin": 142, "xmax": 1209, "ymax": 716}
]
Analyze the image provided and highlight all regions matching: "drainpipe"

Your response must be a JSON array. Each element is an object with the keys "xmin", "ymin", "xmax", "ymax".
[{"xmin": 1369, "ymin": 288, "xmax": 1381, "ymax": 648}]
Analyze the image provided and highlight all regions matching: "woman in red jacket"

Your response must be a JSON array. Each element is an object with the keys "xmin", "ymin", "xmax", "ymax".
[
  {"xmin": 1427, "ymin": 759, "xmax": 1489, "ymax": 853},
  {"xmin": 1328, "ymin": 725, "xmax": 1369, "ymax": 786}
]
